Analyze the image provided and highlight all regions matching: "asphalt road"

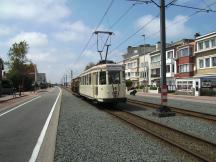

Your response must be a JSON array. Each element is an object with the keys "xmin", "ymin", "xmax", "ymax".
[{"xmin": 0, "ymin": 87, "xmax": 60, "ymax": 162}]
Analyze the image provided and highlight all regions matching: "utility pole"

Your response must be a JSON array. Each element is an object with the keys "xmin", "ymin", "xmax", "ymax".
[
  {"xmin": 71, "ymin": 70, "xmax": 73, "ymax": 80},
  {"xmin": 129, "ymin": 0, "xmax": 175, "ymax": 117},
  {"xmin": 160, "ymin": 0, "xmax": 167, "ymax": 106},
  {"xmin": 156, "ymin": 0, "xmax": 175, "ymax": 116},
  {"xmin": 65, "ymin": 75, "xmax": 67, "ymax": 87}
]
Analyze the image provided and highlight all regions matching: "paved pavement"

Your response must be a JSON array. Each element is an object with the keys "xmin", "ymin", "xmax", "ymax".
[
  {"xmin": 135, "ymin": 91, "xmax": 216, "ymax": 104},
  {"xmin": 0, "ymin": 92, "xmax": 27, "ymax": 102},
  {"xmin": 0, "ymin": 87, "xmax": 60, "ymax": 162},
  {"xmin": 127, "ymin": 91, "xmax": 216, "ymax": 115}
]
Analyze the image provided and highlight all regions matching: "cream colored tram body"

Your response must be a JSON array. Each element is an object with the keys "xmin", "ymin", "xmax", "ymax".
[{"xmin": 79, "ymin": 62, "xmax": 126, "ymax": 103}]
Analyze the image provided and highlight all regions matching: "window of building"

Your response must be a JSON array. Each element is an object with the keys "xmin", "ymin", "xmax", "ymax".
[
  {"xmin": 198, "ymin": 42, "xmax": 203, "ymax": 50},
  {"xmin": 151, "ymin": 68, "xmax": 160, "ymax": 77},
  {"xmin": 211, "ymin": 38, "xmax": 216, "ymax": 47},
  {"xmin": 177, "ymin": 81, "xmax": 193, "ymax": 92},
  {"xmin": 166, "ymin": 65, "xmax": 170, "ymax": 73},
  {"xmin": 179, "ymin": 64, "xmax": 192, "ymax": 73},
  {"xmin": 177, "ymin": 47, "xmax": 190, "ymax": 58},
  {"xmin": 205, "ymin": 58, "xmax": 210, "ymax": 67},
  {"xmin": 151, "ymin": 55, "xmax": 160, "ymax": 63},
  {"xmin": 199, "ymin": 59, "xmax": 204, "ymax": 68},
  {"xmin": 99, "ymin": 71, "xmax": 106, "ymax": 85},
  {"xmin": 212, "ymin": 57, "xmax": 216, "ymax": 66},
  {"xmin": 205, "ymin": 40, "xmax": 210, "ymax": 48},
  {"xmin": 167, "ymin": 51, "xmax": 173, "ymax": 59},
  {"xmin": 172, "ymin": 64, "xmax": 175, "ymax": 72},
  {"xmin": 134, "ymin": 50, "xmax": 138, "ymax": 54},
  {"xmin": 128, "ymin": 72, "xmax": 130, "ymax": 77}
]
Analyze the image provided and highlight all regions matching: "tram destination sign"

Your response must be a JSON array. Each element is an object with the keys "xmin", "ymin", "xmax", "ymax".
[{"xmin": 107, "ymin": 65, "xmax": 122, "ymax": 71}]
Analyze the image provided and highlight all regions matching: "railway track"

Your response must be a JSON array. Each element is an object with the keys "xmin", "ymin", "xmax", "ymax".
[
  {"xmin": 105, "ymin": 109, "xmax": 216, "ymax": 162},
  {"xmin": 127, "ymin": 99, "xmax": 216, "ymax": 122}
]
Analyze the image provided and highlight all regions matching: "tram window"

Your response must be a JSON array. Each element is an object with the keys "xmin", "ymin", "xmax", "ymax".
[
  {"xmin": 89, "ymin": 74, "xmax": 91, "ymax": 85},
  {"xmin": 86, "ymin": 75, "xmax": 88, "ymax": 85},
  {"xmin": 122, "ymin": 71, "xmax": 125, "ymax": 81},
  {"xmin": 96, "ymin": 73, "xmax": 98, "ymax": 85},
  {"xmin": 108, "ymin": 71, "xmax": 120, "ymax": 84},
  {"xmin": 100, "ymin": 71, "xmax": 106, "ymax": 85}
]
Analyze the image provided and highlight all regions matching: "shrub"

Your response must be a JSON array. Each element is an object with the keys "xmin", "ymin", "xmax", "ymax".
[
  {"xmin": 149, "ymin": 86, "xmax": 158, "ymax": 90},
  {"xmin": 2, "ymin": 80, "xmax": 12, "ymax": 88}
]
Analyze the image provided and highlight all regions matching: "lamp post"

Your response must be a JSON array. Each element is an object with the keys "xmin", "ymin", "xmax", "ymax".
[
  {"xmin": 142, "ymin": 34, "xmax": 147, "ymax": 91},
  {"xmin": 34, "ymin": 64, "xmax": 37, "ymax": 93}
]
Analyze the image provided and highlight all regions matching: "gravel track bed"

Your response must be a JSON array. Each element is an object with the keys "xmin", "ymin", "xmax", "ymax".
[
  {"xmin": 120, "ymin": 103, "xmax": 216, "ymax": 144},
  {"xmin": 54, "ymin": 90, "xmax": 198, "ymax": 162},
  {"xmin": 127, "ymin": 95, "xmax": 216, "ymax": 115}
]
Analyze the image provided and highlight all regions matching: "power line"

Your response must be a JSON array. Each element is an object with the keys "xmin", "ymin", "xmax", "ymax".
[
  {"xmin": 165, "ymin": 0, "xmax": 177, "ymax": 7},
  {"xmin": 95, "ymin": 0, "xmax": 115, "ymax": 30},
  {"xmin": 109, "ymin": 13, "xmax": 160, "ymax": 55},
  {"xmin": 108, "ymin": 7, "xmax": 203, "ymax": 58},
  {"xmin": 109, "ymin": 3, "xmax": 136, "ymax": 29},
  {"xmin": 62, "ymin": 0, "xmax": 115, "ymax": 80},
  {"xmin": 170, "ymin": 3, "xmax": 216, "ymax": 12},
  {"xmin": 73, "ymin": 0, "xmax": 115, "ymax": 64}
]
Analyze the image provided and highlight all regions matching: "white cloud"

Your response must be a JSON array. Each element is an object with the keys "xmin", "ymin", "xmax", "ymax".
[
  {"xmin": 9, "ymin": 32, "xmax": 48, "ymax": 47},
  {"xmin": 54, "ymin": 21, "xmax": 92, "ymax": 42},
  {"xmin": 136, "ymin": 14, "xmax": 192, "ymax": 40},
  {"xmin": 0, "ymin": 0, "xmax": 71, "ymax": 23}
]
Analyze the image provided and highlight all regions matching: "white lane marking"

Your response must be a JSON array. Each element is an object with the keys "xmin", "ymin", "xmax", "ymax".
[
  {"xmin": 29, "ymin": 87, "xmax": 62, "ymax": 162},
  {"xmin": 0, "ymin": 96, "xmax": 42, "ymax": 117}
]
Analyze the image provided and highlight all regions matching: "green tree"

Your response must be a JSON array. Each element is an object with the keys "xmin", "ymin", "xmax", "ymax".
[
  {"xmin": 6, "ymin": 41, "xmax": 30, "ymax": 91},
  {"xmin": 85, "ymin": 62, "xmax": 95, "ymax": 70},
  {"xmin": 126, "ymin": 79, "xmax": 133, "ymax": 88}
]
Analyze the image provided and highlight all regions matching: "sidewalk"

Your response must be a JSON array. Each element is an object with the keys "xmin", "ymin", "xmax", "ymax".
[
  {"xmin": 0, "ymin": 92, "xmax": 28, "ymax": 103},
  {"xmin": 134, "ymin": 91, "xmax": 216, "ymax": 105}
]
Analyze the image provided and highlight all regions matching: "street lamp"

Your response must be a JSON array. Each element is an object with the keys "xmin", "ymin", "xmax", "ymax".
[{"xmin": 141, "ymin": 34, "xmax": 148, "ymax": 91}]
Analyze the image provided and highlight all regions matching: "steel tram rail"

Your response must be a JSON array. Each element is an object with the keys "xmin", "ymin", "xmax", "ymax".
[{"xmin": 104, "ymin": 109, "xmax": 216, "ymax": 162}]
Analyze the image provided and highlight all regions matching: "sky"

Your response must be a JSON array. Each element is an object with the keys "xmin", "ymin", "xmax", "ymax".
[{"xmin": 0, "ymin": 0, "xmax": 216, "ymax": 83}]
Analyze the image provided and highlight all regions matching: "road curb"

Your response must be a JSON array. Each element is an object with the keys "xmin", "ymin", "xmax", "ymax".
[{"xmin": 36, "ymin": 88, "xmax": 62, "ymax": 162}]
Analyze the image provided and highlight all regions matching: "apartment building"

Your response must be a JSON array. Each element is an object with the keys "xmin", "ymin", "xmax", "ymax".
[
  {"xmin": 149, "ymin": 50, "xmax": 161, "ymax": 86},
  {"xmin": 123, "ymin": 44, "xmax": 155, "ymax": 87},
  {"xmin": 122, "ymin": 31, "xmax": 216, "ymax": 96},
  {"xmin": 194, "ymin": 32, "xmax": 216, "ymax": 96},
  {"xmin": 175, "ymin": 40, "xmax": 195, "ymax": 95},
  {"xmin": 124, "ymin": 54, "xmax": 139, "ymax": 86},
  {"xmin": 149, "ymin": 40, "xmax": 191, "ymax": 90}
]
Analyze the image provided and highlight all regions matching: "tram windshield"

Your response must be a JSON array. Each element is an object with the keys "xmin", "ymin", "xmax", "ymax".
[{"xmin": 108, "ymin": 71, "xmax": 120, "ymax": 84}]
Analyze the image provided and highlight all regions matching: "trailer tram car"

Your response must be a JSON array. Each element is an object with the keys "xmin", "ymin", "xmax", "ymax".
[{"xmin": 72, "ymin": 61, "xmax": 127, "ymax": 103}]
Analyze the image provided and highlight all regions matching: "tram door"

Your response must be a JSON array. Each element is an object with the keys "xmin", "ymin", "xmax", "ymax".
[{"xmin": 93, "ymin": 72, "xmax": 98, "ymax": 97}]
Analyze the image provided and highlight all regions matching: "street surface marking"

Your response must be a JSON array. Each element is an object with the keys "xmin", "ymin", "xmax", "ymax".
[
  {"xmin": 29, "ymin": 87, "xmax": 62, "ymax": 162},
  {"xmin": 0, "ymin": 96, "xmax": 41, "ymax": 117}
]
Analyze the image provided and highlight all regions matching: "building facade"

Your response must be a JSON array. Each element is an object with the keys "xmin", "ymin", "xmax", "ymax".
[
  {"xmin": 175, "ymin": 40, "xmax": 195, "ymax": 95},
  {"xmin": 122, "ymin": 31, "xmax": 216, "ymax": 96},
  {"xmin": 194, "ymin": 32, "xmax": 216, "ymax": 96},
  {"xmin": 123, "ymin": 44, "xmax": 156, "ymax": 87}
]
